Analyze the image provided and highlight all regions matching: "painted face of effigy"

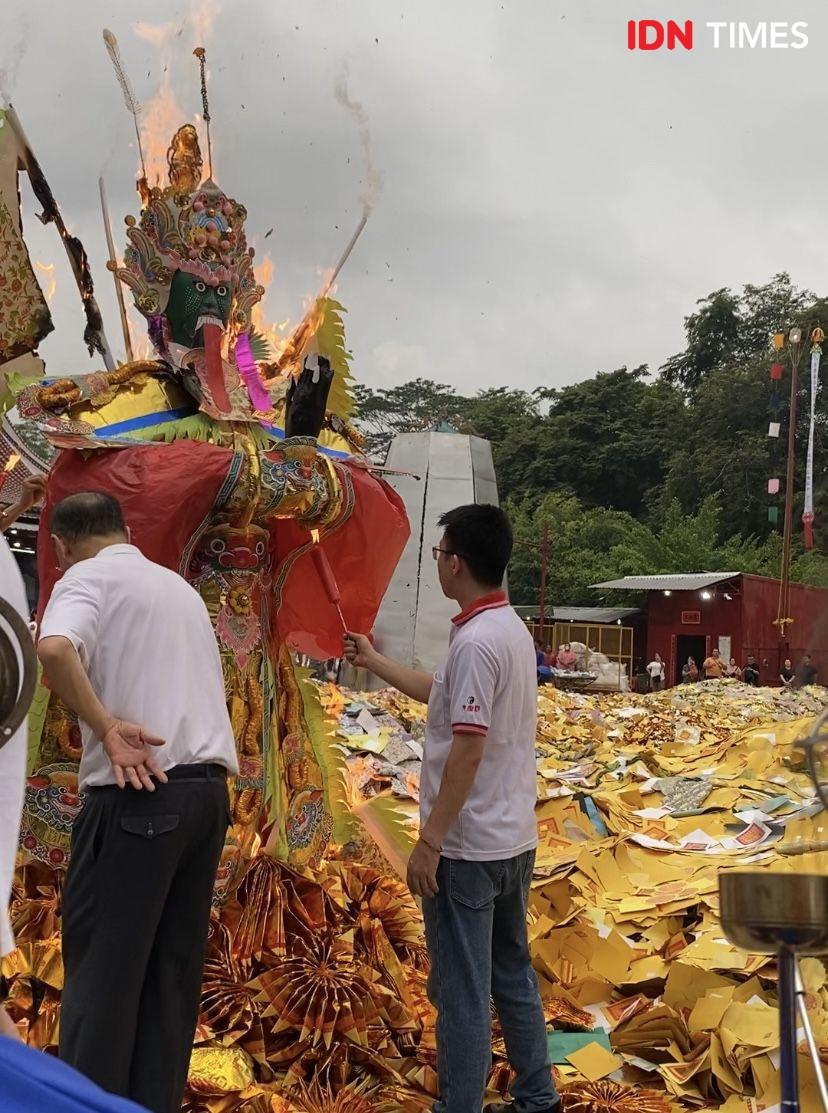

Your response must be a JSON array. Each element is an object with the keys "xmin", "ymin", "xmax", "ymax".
[{"xmin": 165, "ymin": 270, "xmax": 233, "ymax": 349}]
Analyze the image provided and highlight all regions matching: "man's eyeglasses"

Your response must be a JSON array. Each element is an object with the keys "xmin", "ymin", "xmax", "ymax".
[{"xmin": 432, "ymin": 546, "xmax": 466, "ymax": 561}]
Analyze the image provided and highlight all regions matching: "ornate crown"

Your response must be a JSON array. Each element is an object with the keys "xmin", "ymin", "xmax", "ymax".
[{"xmin": 111, "ymin": 125, "xmax": 263, "ymax": 330}]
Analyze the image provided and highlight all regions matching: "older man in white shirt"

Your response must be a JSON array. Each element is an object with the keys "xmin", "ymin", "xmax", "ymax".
[{"xmin": 37, "ymin": 491, "xmax": 238, "ymax": 1113}]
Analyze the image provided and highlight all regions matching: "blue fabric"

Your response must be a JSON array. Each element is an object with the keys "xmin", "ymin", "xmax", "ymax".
[
  {"xmin": 422, "ymin": 852, "xmax": 559, "ymax": 1113},
  {"xmin": 92, "ymin": 409, "xmax": 192, "ymax": 437},
  {"xmin": 0, "ymin": 1037, "xmax": 148, "ymax": 1112}
]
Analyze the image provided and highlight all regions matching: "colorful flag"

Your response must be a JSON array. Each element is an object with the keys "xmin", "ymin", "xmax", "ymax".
[
  {"xmin": 768, "ymin": 422, "xmax": 781, "ymax": 438},
  {"xmin": 770, "ymin": 363, "xmax": 783, "ymax": 380},
  {"xmin": 767, "ymin": 478, "xmax": 780, "ymax": 495},
  {"xmin": 768, "ymin": 507, "xmax": 779, "ymax": 524}
]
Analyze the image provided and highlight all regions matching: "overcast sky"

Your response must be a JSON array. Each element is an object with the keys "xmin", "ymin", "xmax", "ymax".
[{"xmin": 3, "ymin": 0, "xmax": 828, "ymax": 398}]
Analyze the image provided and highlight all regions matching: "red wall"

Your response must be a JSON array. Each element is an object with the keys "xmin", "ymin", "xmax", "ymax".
[
  {"xmin": 645, "ymin": 575, "xmax": 828, "ymax": 686},
  {"xmin": 742, "ymin": 575, "xmax": 828, "ymax": 681},
  {"xmin": 647, "ymin": 584, "xmax": 742, "ymax": 686}
]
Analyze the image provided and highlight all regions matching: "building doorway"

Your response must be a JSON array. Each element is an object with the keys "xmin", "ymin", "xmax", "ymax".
[{"xmin": 676, "ymin": 634, "xmax": 706, "ymax": 685}]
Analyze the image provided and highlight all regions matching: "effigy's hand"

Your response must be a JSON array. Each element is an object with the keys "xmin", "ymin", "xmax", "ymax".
[{"xmin": 285, "ymin": 355, "xmax": 334, "ymax": 439}]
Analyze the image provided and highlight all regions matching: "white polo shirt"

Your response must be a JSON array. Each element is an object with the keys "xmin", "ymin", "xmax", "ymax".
[
  {"xmin": 420, "ymin": 592, "xmax": 539, "ymax": 861},
  {"xmin": 0, "ymin": 535, "xmax": 28, "ymax": 956},
  {"xmin": 40, "ymin": 544, "xmax": 238, "ymax": 790}
]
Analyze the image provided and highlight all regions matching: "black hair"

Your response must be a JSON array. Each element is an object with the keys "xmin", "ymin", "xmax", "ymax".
[
  {"xmin": 438, "ymin": 503, "xmax": 513, "ymax": 588},
  {"xmin": 50, "ymin": 492, "xmax": 127, "ymax": 543}
]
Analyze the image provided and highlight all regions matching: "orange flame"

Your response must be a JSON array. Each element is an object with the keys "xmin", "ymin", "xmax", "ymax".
[
  {"xmin": 250, "ymin": 252, "xmax": 294, "ymax": 364},
  {"xmin": 34, "ymin": 262, "xmax": 56, "ymax": 303},
  {"xmin": 3, "ymin": 454, "xmax": 20, "ymax": 474}
]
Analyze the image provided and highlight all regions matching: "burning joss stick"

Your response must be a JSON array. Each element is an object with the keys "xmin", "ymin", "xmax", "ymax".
[
  {"xmin": 0, "ymin": 455, "xmax": 20, "ymax": 499},
  {"xmin": 309, "ymin": 529, "xmax": 348, "ymax": 635}
]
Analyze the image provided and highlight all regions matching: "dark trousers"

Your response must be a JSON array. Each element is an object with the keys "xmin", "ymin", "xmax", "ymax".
[
  {"xmin": 423, "ymin": 851, "xmax": 559, "ymax": 1113},
  {"xmin": 59, "ymin": 766, "xmax": 229, "ymax": 1113}
]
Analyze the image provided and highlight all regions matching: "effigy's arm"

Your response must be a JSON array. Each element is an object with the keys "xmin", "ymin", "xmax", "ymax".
[{"xmin": 258, "ymin": 436, "xmax": 343, "ymax": 529}]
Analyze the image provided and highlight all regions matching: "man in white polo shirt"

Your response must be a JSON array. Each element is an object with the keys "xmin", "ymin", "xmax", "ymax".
[
  {"xmin": 37, "ymin": 491, "xmax": 238, "ymax": 1113},
  {"xmin": 345, "ymin": 504, "xmax": 559, "ymax": 1113}
]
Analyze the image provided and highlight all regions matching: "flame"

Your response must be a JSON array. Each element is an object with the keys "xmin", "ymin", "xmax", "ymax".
[
  {"xmin": 3, "ymin": 454, "xmax": 20, "ymax": 473},
  {"xmin": 132, "ymin": 21, "xmax": 178, "ymax": 48},
  {"xmin": 139, "ymin": 73, "xmax": 186, "ymax": 186},
  {"xmin": 250, "ymin": 252, "xmax": 294, "ymax": 363},
  {"xmin": 310, "ymin": 529, "xmax": 320, "ymax": 544},
  {"xmin": 34, "ymin": 261, "xmax": 56, "ymax": 302},
  {"xmin": 189, "ymin": 0, "xmax": 220, "ymax": 45}
]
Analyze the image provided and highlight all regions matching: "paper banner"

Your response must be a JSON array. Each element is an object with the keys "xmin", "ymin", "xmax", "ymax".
[
  {"xmin": 767, "ymin": 478, "xmax": 780, "ymax": 495},
  {"xmin": 768, "ymin": 422, "xmax": 781, "ymax": 438},
  {"xmin": 768, "ymin": 507, "xmax": 779, "ymax": 524},
  {"xmin": 772, "ymin": 333, "xmax": 785, "ymax": 350},
  {"xmin": 770, "ymin": 363, "xmax": 783, "ymax": 380},
  {"xmin": 802, "ymin": 345, "xmax": 821, "ymax": 548}
]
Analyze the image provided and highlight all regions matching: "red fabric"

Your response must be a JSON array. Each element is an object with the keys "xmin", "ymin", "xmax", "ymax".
[
  {"xmin": 803, "ymin": 512, "xmax": 815, "ymax": 550},
  {"xmin": 770, "ymin": 363, "xmax": 783, "ymax": 380},
  {"xmin": 37, "ymin": 442, "xmax": 233, "ymax": 618},
  {"xmin": 271, "ymin": 462, "xmax": 410, "ymax": 659},
  {"xmin": 36, "ymin": 443, "xmax": 409, "ymax": 660}
]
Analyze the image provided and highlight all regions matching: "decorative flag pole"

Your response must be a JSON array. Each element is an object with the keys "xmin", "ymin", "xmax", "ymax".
[
  {"xmin": 802, "ymin": 327, "xmax": 823, "ymax": 549},
  {"xmin": 774, "ymin": 326, "xmax": 805, "ymax": 660}
]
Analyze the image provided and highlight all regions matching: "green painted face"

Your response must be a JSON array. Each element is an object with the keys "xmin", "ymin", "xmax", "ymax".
[{"xmin": 164, "ymin": 270, "xmax": 233, "ymax": 348}]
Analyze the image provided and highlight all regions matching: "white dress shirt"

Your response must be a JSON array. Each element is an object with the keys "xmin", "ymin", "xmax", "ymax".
[
  {"xmin": 40, "ymin": 544, "xmax": 238, "ymax": 791},
  {"xmin": 0, "ymin": 536, "xmax": 28, "ymax": 956}
]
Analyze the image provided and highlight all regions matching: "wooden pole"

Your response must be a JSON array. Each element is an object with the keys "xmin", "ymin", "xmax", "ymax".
[
  {"xmin": 99, "ymin": 177, "xmax": 134, "ymax": 364},
  {"xmin": 538, "ymin": 522, "xmax": 549, "ymax": 644}
]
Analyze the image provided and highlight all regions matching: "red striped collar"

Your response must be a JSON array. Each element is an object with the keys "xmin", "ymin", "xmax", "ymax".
[{"xmin": 451, "ymin": 591, "xmax": 509, "ymax": 627}]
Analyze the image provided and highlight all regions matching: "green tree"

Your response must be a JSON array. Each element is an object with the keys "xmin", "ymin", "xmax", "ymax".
[{"xmin": 533, "ymin": 368, "xmax": 687, "ymax": 516}]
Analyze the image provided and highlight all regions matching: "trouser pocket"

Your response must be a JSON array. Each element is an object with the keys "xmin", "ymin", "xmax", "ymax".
[{"xmin": 448, "ymin": 859, "xmax": 505, "ymax": 909}]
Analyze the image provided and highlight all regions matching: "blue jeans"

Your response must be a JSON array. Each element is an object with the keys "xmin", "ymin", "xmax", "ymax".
[{"xmin": 423, "ymin": 851, "xmax": 559, "ymax": 1113}]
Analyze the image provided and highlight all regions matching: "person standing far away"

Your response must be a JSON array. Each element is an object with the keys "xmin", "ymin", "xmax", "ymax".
[
  {"xmin": 344, "ymin": 504, "xmax": 560, "ymax": 1113},
  {"xmin": 725, "ymin": 657, "xmax": 741, "ymax": 679},
  {"xmin": 795, "ymin": 654, "xmax": 818, "ymax": 688},
  {"xmin": 36, "ymin": 492, "xmax": 239, "ymax": 1113},
  {"xmin": 743, "ymin": 655, "xmax": 760, "ymax": 686},
  {"xmin": 682, "ymin": 656, "xmax": 699, "ymax": 683},
  {"xmin": 780, "ymin": 658, "xmax": 796, "ymax": 688},
  {"xmin": 702, "ymin": 647, "xmax": 726, "ymax": 680},
  {"xmin": 646, "ymin": 652, "xmax": 665, "ymax": 692}
]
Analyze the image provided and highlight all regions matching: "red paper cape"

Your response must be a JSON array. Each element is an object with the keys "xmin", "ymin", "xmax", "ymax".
[{"xmin": 38, "ymin": 442, "xmax": 409, "ymax": 658}]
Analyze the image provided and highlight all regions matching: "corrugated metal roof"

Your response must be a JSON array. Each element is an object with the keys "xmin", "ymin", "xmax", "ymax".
[
  {"xmin": 513, "ymin": 605, "xmax": 641, "ymax": 623},
  {"xmin": 591, "ymin": 572, "xmax": 741, "ymax": 591}
]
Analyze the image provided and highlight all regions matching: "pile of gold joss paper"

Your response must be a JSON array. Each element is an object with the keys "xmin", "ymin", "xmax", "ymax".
[{"xmin": 5, "ymin": 680, "xmax": 828, "ymax": 1112}]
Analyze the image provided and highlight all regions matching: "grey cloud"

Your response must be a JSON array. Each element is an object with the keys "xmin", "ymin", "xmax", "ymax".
[{"xmin": 4, "ymin": 0, "xmax": 828, "ymax": 396}]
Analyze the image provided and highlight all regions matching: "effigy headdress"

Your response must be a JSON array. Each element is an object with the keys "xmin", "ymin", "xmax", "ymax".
[{"xmin": 111, "ymin": 124, "xmax": 264, "ymax": 331}]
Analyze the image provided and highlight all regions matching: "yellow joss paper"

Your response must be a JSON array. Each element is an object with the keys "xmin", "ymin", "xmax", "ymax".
[
  {"xmin": 187, "ymin": 1046, "xmax": 255, "ymax": 1094},
  {"xmin": 565, "ymin": 1041, "xmax": 624, "ymax": 1081}
]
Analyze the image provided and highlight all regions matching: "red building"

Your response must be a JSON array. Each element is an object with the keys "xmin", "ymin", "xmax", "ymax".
[{"xmin": 594, "ymin": 572, "xmax": 828, "ymax": 687}]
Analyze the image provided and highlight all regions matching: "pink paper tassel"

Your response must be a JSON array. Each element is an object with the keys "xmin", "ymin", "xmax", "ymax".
[{"xmin": 234, "ymin": 332, "xmax": 273, "ymax": 412}]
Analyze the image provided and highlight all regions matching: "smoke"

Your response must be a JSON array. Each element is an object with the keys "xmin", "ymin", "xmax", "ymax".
[
  {"xmin": 334, "ymin": 65, "xmax": 382, "ymax": 217},
  {"xmin": 0, "ymin": 13, "xmax": 30, "ymax": 104}
]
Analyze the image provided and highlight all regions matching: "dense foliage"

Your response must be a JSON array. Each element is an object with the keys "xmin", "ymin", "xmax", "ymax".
[{"xmin": 354, "ymin": 274, "xmax": 828, "ymax": 606}]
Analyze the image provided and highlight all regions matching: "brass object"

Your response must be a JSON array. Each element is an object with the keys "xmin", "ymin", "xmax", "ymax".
[
  {"xmin": 719, "ymin": 871, "xmax": 828, "ymax": 955},
  {"xmin": 0, "ymin": 596, "xmax": 37, "ymax": 744}
]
